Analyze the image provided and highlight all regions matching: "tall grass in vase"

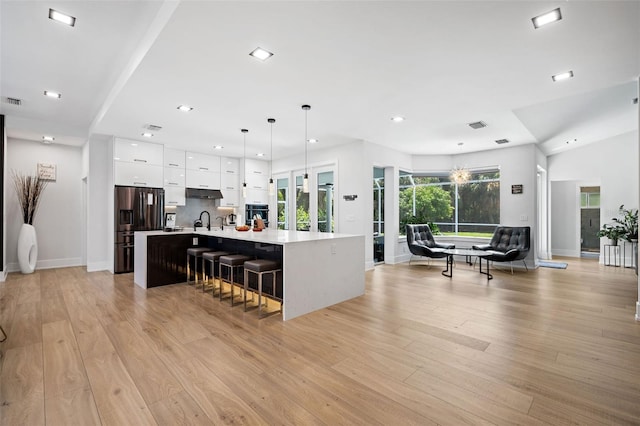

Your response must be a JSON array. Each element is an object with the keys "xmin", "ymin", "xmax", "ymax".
[{"xmin": 11, "ymin": 171, "xmax": 48, "ymax": 273}]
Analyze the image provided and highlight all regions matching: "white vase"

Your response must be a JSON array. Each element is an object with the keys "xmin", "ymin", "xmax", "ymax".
[{"xmin": 17, "ymin": 223, "xmax": 38, "ymax": 274}]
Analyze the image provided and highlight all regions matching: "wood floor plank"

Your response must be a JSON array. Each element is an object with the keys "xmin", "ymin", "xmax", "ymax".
[{"xmin": 0, "ymin": 259, "xmax": 638, "ymax": 425}]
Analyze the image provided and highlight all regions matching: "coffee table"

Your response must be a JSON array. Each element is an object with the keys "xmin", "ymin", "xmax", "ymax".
[{"xmin": 442, "ymin": 248, "xmax": 493, "ymax": 280}]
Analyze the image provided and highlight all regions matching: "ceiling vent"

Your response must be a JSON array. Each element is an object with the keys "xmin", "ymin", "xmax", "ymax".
[
  {"xmin": 495, "ymin": 139, "xmax": 510, "ymax": 145},
  {"xmin": 468, "ymin": 121, "xmax": 487, "ymax": 129},
  {"xmin": 5, "ymin": 97, "xmax": 22, "ymax": 106},
  {"xmin": 145, "ymin": 124, "xmax": 163, "ymax": 131}
]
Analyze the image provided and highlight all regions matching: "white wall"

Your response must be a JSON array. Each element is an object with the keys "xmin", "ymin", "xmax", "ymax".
[
  {"xmin": 1, "ymin": 120, "xmax": 7, "ymax": 280},
  {"xmin": 6, "ymin": 138, "xmax": 83, "ymax": 271},
  {"xmin": 548, "ymin": 131, "xmax": 639, "ymax": 260},
  {"xmin": 85, "ymin": 134, "xmax": 112, "ymax": 272}
]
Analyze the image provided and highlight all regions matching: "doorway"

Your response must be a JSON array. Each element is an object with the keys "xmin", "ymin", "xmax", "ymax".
[
  {"xmin": 580, "ymin": 186, "xmax": 600, "ymax": 254},
  {"xmin": 373, "ymin": 167, "xmax": 385, "ymax": 263}
]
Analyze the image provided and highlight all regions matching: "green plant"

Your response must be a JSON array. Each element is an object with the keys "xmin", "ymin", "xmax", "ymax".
[
  {"xmin": 612, "ymin": 204, "xmax": 638, "ymax": 241},
  {"xmin": 597, "ymin": 223, "xmax": 625, "ymax": 245}
]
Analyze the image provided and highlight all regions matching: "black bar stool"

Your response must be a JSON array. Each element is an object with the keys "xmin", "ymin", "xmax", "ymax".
[
  {"xmin": 186, "ymin": 247, "xmax": 212, "ymax": 287},
  {"xmin": 201, "ymin": 251, "xmax": 230, "ymax": 296},
  {"xmin": 218, "ymin": 254, "xmax": 252, "ymax": 306},
  {"xmin": 243, "ymin": 259, "xmax": 282, "ymax": 318}
]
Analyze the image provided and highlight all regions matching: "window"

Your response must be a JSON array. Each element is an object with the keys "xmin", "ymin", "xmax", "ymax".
[
  {"xmin": 277, "ymin": 177, "xmax": 289, "ymax": 230},
  {"xmin": 295, "ymin": 174, "xmax": 310, "ymax": 231},
  {"xmin": 399, "ymin": 169, "xmax": 500, "ymax": 237},
  {"xmin": 317, "ymin": 171, "xmax": 334, "ymax": 232}
]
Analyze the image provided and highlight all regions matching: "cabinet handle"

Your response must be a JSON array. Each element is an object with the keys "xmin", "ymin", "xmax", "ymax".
[
  {"xmin": 199, "ymin": 185, "xmax": 209, "ymax": 188},
  {"xmin": 199, "ymin": 167, "xmax": 209, "ymax": 171},
  {"xmin": 168, "ymin": 201, "xmax": 178, "ymax": 204},
  {"xmin": 226, "ymin": 170, "xmax": 235, "ymax": 173},
  {"xmin": 253, "ymin": 186, "xmax": 261, "ymax": 189},
  {"xmin": 134, "ymin": 159, "xmax": 147, "ymax": 163},
  {"xmin": 168, "ymin": 163, "xmax": 179, "ymax": 167},
  {"xmin": 134, "ymin": 181, "xmax": 147, "ymax": 185},
  {"xmin": 226, "ymin": 186, "xmax": 234, "ymax": 190},
  {"xmin": 167, "ymin": 182, "xmax": 179, "ymax": 186},
  {"xmin": 253, "ymin": 171, "xmax": 262, "ymax": 174}
]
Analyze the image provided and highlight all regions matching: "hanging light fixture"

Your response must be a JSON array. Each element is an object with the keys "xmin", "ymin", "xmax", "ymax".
[
  {"xmin": 302, "ymin": 104, "xmax": 311, "ymax": 193},
  {"xmin": 241, "ymin": 128, "xmax": 248, "ymax": 197},
  {"xmin": 267, "ymin": 118, "xmax": 276, "ymax": 196},
  {"xmin": 450, "ymin": 166, "xmax": 471, "ymax": 185}
]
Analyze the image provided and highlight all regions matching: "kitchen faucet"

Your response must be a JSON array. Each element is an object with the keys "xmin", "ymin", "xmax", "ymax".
[
  {"xmin": 199, "ymin": 210, "xmax": 211, "ymax": 231},
  {"xmin": 216, "ymin": 216, "xmax": 224, "ymax": 230}
]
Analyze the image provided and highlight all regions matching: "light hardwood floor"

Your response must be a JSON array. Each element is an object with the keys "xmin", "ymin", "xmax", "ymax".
[{"xmin": 1, "ymin": 257, "xmax": 639, "ymax": 425}]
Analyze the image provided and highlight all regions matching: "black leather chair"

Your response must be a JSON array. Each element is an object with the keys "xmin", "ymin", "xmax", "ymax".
[
  {"xmin": 406, "ymin": 224, "xmax": 455, "ymax": 264},
  {"xmin": 472, "ymin": 226, "xmax": 530, "ymax": 273}
]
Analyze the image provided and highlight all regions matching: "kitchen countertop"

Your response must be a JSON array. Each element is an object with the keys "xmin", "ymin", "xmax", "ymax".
[{"xmin": 137, "ymin": 228, "xmax": 362, "ymax": 244}]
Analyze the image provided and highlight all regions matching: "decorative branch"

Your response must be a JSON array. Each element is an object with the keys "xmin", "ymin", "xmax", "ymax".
[{"xmin": 11, "ymin": 170, "xmax": 48, "ymax": 225}]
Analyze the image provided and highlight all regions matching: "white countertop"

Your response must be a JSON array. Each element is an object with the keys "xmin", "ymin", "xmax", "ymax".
[{"xmin": 136, "ymin": 228, "xmax": 363, "ymax": 245}]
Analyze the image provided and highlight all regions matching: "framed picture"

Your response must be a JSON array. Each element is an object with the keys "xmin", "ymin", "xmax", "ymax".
[{"xmin": 37, "ymin": 163, "xmax": 56, "ymax": 181}]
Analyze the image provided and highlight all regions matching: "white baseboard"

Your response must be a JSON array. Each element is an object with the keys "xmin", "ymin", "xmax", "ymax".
[
  {"xmin": 0, "ymin": 269, "xmax": 7, "ymax": 282},
  {"xmin": 365, "ymin": 260, "xmax": 376, "ymax": 271},
  {"xmin": 87, "ymin": 261, "xmax": 111, "ymax": 272},
  {"xmin": 551, "ymin": 249, "xmax": 580, "ymax": 258},
  {"xmin": 5, "ymin": 257, "xmax": 83, "ymax": 273},
  {"xmin": 636, "ymin": 302, "xmax": 640, "ymax": 322}
]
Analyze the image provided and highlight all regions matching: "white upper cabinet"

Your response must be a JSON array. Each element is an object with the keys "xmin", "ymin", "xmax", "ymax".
[
  {"xmin": 163, "ymin": 167, "xmax": 186, "ymax": 187},
  {"xmin": 186, "ymin": 152, "xmax": 220, "ymax": 172},
  {"xmin": 164, "ymin": 148, "xmax": 186, "ymax": 168},
  {"xmin": 219, "ymin": 190, "xmax": 239, "ymax": 208},
  {"xmin": 164, "ymin": 186, "xmax": 186, "ymax": 206},
  {"xmin": 114, "ymin": 162, "xmax": 163, "ymax": 188},
  {"xmin": 186, "ymin": 169, "xmax": 221, "ymax": 189},
  {"xmin": 244, "ymin": 158, "xmax": 269, "ymax": 190},
  {"xmin": 220, "ymin": 157, "xmax": 240, "ymax": 175},
  {"xmin": 245, "ymin": 188, "xmax": 269, "ymax": 205},
  {"xmin": 114, "ymin": 138, "xmax": 163, "ymax": 165}
]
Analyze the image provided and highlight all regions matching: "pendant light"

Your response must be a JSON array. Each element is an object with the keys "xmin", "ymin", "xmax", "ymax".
[
  {"xmin": 302, "ymin": 104, "xmax": 310, "ymax": 193},
  {"xmin": 241, "ymin": 128, "xmax": 248, "ymax": 198},
  {"xmin": 267, "ymin": 118, "xmax": 276, "ymax": 196}
]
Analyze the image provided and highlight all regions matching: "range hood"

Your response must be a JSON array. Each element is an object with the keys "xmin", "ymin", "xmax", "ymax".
[{"xmin": 185, "ymin": 188, "xmax": 223, "ymax": 199}]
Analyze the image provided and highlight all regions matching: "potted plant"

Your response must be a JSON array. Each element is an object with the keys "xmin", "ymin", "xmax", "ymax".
[
  {"xmin": 11, "ymin": 170, "xmax": 48, "ymax": 274},
  {"xmin": 597, "ymin": 223, "xmax": 625, "ymax": 246},
  {"xmin": 612, "ymin": 204, "xmax": 638, "ymax": 242}
]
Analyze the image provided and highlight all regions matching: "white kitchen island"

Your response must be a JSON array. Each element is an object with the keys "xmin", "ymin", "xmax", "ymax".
[{"xmin": 134, "ymin": 228, "xmax": 365, "ymax": 320}]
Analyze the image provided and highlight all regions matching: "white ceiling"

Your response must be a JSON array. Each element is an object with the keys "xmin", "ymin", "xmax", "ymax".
[{"xmin": 1, "ymin": 1, "xmax": 638, "ymax": 160}]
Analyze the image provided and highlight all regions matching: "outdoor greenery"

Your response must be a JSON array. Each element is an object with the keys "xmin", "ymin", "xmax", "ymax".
[{"xmin": 399, "ymin": 171, "xmax": 500, "ymax": 236}]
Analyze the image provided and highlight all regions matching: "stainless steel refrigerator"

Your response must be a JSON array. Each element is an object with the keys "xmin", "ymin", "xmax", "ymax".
[{"xmin": 114, "ymin": 186, "xmax": 164, "ymax": 273}]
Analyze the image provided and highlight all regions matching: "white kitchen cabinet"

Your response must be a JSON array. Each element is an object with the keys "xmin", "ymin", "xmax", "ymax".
[
  {"xmin": 244, "ymin": 158, "xmax": 269, "ymax": 190},
  {"xmin": 220, "ymin": 157, "xmax": 240, "ymax": 175},
  {"xmin": 164, "ymin": 148, "xmax": 186, "ymax": 168},
  {"xmin": 186, "ymin": 169, "xmax": 221, "ymax": 189},
  {"xmin": 245, "ymin": 188, "xmax": 269, "ymax": 205},
  {"xmin": 114, "ymin": 138, "xmax": 163, "ymax": 165},
  {"xmin": 219, "ymin": 189, "xmax": 239, "ymax": 207},
  {"xmin": 114, "ymin": 162, "xmax": 163, "ymax": 188},
  {"xmin": 186, "ymin": 152, "xmax": 220, "ymax": 172},
  {"xmin": 164, "ymin": 167, "xmax": 185, "ymax": 187},
  {"xmin": 220, "ymin": 172, "xmax": 238, "ymax": 191},
  {"xmin": 164, "ymin": 186, "xmax": 186, "ymax": 206}
]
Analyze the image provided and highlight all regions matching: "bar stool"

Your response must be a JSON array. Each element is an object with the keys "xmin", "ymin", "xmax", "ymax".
[
  {"xmin": 218, "ymin": 254, "xmax": 253, "ymax": 306},
  {"xmin": 243, "ymin": 259, "xmax": 282, "ymax": 318},
  {"xmin": 201, "ymin": 251, "xmax": 230, "ymax": 295},
  {"xmin": 186, "ymin": 247, "xmax": 212, "ymax": 287}
]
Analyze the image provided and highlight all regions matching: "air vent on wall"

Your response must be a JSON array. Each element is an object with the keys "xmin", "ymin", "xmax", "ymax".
[
  {"xmin": 145, "ymin": 124, "xmax": 163, "ymax": 131},
  {"xmin": 468, "ymin": 121, "xmax": 487, "ymax": 129},
  {"xmin": 5, "ymin": 97, "xmax": 22, "ymax": 106},
  {"xmin": 495, "ymin": 139, "xmax": 510, "ymax": 145}
]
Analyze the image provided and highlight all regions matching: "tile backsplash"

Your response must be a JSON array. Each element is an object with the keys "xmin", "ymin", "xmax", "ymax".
[{"xmin": 167, "ymin": 199, "xmax": 237, "ymax": 229}]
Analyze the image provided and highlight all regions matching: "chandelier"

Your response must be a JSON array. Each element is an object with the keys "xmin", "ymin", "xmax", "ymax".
[{"xmin": 450, "ymin": 166, "xmax": 471, "ymax": 185}]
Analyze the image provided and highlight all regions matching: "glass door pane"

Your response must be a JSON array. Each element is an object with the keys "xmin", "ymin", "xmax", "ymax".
[
  {"xmin": 317, "ymin": 171, "xmax": 334, "ymax": 232},
  {"xmin": 295, "ymin": 174, "xmax": 310, "ymax": 231},
  {"xmin": 277, "ymin": 177, "xmax": 289, "ymax": 230}
]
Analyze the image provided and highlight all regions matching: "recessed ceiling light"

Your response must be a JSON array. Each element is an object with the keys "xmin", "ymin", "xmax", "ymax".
[
  {"xmin": 49, "ymin": 8, "xmax": 76, "ymax": 27},
  {"xmin": 249, "ymin": 47, "xmax": 273, "ymax": 61},
  {"xmin": 256, "ymin": 153, "xmax": 265, "ymax": 157},
  {"xmin": 391, "ymin": 116, "xmax": 405, "ymax": 122},
  {"xmin": 495, "ymin": 139, "xmax": 510, "ymax": 145},
  {"xmin": 42, "ymin": 136, "xmax": 55, "ymax": 144},
  {"xmin": 213, "ymin": 145, "xmax": 224, "ymax": 150},
  {"xmin": 141, "ymin": 132, "xmax": 153, "ymax": 138},
  {"xmin": 308, "ymin": 139, "xmax": 318, "ymax": 144},
  {"xmin": 44, "ymin": 90, "xmax": 61, "ymax": 99},
  {"xmin": 468, "ymin": 121, "xmax": 487, "ymax": 129},
  {"xmin": 177, "ymin": 105, "xmax": 193, "ymax": 112},
  {"xmin": 552, "ymin": 71, "xmax": 574, "ymax": 82},
  {"xmin": 532, "ymin": 8, "xmax": 562, "ymax": 29}
]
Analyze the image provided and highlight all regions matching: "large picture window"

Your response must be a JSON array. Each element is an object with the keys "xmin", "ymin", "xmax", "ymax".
[{"xmin": 399, "ymin": 169, "xmax": 500, "ymax": 237}]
